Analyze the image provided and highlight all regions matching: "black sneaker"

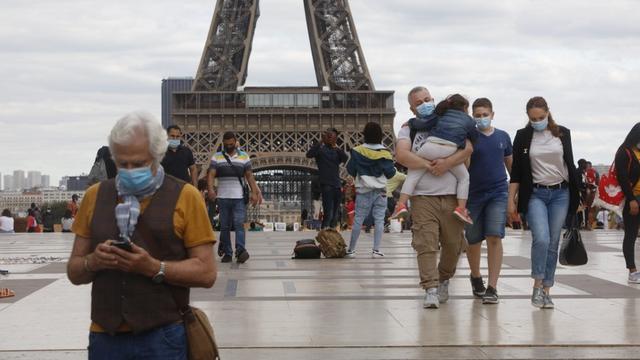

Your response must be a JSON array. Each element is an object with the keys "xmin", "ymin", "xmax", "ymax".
[
  {"xmin": 470, "ymin": 275, "xmax": 486, "ymax": 298},
  {"xmin": 482, "ymin": 286, "xmax": 499, "ymax": 304},
  {"xmin": 217, "ymin": 244, "xmax": 224, "ymax": 257},
  {"xmin": 236, "ymin": 249, "xmax": 250, "ymax": 264},
  {"xmin": 221, "ymin": 254, "xmax": 232, "ymax": 263}
]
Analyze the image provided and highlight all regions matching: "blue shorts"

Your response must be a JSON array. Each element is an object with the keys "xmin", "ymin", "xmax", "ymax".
[{"xmin": 465, "ymin": 191, "xmax": 508, "ymax": 244}]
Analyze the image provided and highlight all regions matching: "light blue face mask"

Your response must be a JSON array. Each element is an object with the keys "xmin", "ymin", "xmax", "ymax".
[
  {"xmin": 530, "ymin": 117, "xmax": 548, "ymax": 132},
  {"xmin": 168, "ymin": 139, "xmax": 180, "ymax": 148},
  {"xmin": 475, "ymin": 117, "xmax": 492, "ymax": 130},
  {"xmin": 118, "ymin": 166, "xmax": 153, "ymax": 193},
  {"xmin": 416, "ymin": 101, "xmax": 435, "ymax": 118}
]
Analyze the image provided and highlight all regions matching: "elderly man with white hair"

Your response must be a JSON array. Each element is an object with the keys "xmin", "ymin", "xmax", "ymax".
[{"xmin": 67, "ymin": 111, "xmax": 217, "ymax": 359}]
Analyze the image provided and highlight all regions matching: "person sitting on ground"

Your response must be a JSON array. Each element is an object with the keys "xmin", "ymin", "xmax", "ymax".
[
  {"xmin": 61, "ymin": 209, "xmax": 74, "ymax": 233},
  {"xmin": 391, "ymin": 94, "xmax": 477, "ymax": 224},
  {"xmin": 26, "ymin": 209, "xmax": 39, "ymax": 233},
  {"xmin": 248, "ymin": 221, "xmax": 265, "ymax": 232},
  {"xmin": 0, "ymin": 209, "xmax": 15, "ymax": 234}
]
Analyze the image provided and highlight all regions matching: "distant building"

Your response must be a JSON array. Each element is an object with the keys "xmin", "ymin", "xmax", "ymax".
[
  {"xmin": 41, "ymin": 175, "xmax": 50, "ymax": 188},
  {"xmin": 0, "ymin": 191, "xmax": 43, "ymax": 214},
  {"xmin": 42, "ymin": 190, "xmax": 85, "ymax": 204},
  {"xmin": 3, "ymin": 175, "xmax": 12, "ymax": 191},
  {"xmin": 161, "ymin": 77, "xmax": 194, "ymax": 128},
  {"xmin": 66, "ymin": 175, "xmax": 90, "ymax": 191},
  {"xmin": 12, "ymin": 170, "xmax": 25, "ymax": 191},
  {"xmin": 27, "ymin": 171, "xmax": 42, "ymax": 189}
]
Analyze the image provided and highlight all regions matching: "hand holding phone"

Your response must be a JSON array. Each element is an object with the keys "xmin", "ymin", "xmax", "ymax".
[{"xmin": 111, "ymin": 240, "xmax": 132, "ymax": 252}]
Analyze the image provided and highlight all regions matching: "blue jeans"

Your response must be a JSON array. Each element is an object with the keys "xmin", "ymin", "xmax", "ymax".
[
  {"xmin": 88, "ymin": 322, "xmax": 186, "ymax": 360},
  {"xmin": 218, "ymin": 198, "xmax": 247, "ymax": 256},
  {"xmin": 349, "ymin": 191, "xmax": 387, "ymax": 251},
  {"xmin": 465, "ymin": 190, "xmax": 508, "ymax": 244},
  {"xmin": 526, "ymin": 187, "xmax": 570, "ymax": 287},
  {"xmin": 321, "ymin": 185, "xmax": 342, "ymax": 229}
]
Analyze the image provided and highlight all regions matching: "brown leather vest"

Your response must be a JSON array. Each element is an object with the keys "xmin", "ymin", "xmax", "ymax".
[{"xmin": 89, "ymin": 176, "xmax": 189, "ymax": 334}]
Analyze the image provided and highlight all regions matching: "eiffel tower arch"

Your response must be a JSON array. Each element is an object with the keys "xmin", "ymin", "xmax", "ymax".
[{"xmin": 169, "ymin": 0, "xmax": 396, "ymax": 222}]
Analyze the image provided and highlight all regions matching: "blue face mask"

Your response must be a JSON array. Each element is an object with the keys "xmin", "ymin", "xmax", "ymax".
[
  {"xmin": 168, "ymin": 139, "xmax": 180, "ymax": 149},
  {"xmin": 530, "ymin": 117, "xmax": 548, "ymax": 132},
  {"xmin": 475, "ymin": 117, "xmax": 492, "ymax": 130},
  {"xmin": 118, "ymin": 166, "xmax": 153, "ymax": 193},
  {"xmin": 416, "ymin": 101, "xmax": 435, "ymax": 118}
]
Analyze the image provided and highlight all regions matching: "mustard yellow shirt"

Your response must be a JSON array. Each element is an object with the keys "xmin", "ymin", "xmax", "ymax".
[{"xmin": 72, "ymin": 181, "xmax": 216, "ymax": 332}]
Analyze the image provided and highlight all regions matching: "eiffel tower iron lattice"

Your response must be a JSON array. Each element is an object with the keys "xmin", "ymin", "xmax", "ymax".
[{"xmin": 168, "ymin": 0, "xmax": 396, "ymax": 221}]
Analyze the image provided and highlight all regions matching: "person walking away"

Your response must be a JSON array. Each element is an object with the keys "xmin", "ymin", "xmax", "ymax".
[
  {"xmin": 306, "ymin": 128, "xmax": 348, "ymax": 229},
  {"xmin": 207, "ymin": 131, "xmax": 263, "ymax": 263},
  {"xmin": 464, "ymin": 98, "xmax": 513, "ymax": 304},
  {"xmin": 345, "ymin": 122, "xmax": 397, "ymax": 258},
  {"xmin": 391, "ymin": 94, "xmax": 477, "ymax": 224},
  {"xmin": 615, "ymin": 123, "xmax": 640, "ymax": 283},
  {"xmin": 66, "ymin": 111, "xmax": 217, "ymax": 359},
  {"xmin": 508, "ymin": 96, "xmax": 580, "ymax": 309},
  {"xmin": 161, "ymin": 125, "xmax": 198, "ymax": 187}
]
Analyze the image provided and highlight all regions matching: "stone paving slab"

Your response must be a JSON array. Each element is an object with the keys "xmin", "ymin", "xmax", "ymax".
[{"xmin": 0, "ymin": 230, "xmax": 639, "ymax": 359}]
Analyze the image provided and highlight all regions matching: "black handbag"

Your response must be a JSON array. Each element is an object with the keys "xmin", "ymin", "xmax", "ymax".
[
  {"xmin": 222, "ymin": 152, "xmax": 250, "ymax": 205},
  {"xmin": 559, "ymin": 223, "xmax": 588, "ymax": 266}
]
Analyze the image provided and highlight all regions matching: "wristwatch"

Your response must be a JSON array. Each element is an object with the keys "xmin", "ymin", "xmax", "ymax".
[{"xmin": 152, "ymin": 261, "xmax": 166, "ymax": 284}]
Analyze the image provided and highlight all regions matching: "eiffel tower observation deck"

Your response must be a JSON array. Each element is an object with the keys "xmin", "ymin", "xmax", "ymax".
[{"xmin": 166, "ymin": 0, "xmax": 395, "ymax": 221}]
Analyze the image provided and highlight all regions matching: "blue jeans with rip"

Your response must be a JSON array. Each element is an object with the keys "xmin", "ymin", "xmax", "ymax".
[
  {"xmin": 88, "ymin": 322, "xmax": 186, "ymax": 360},
  {"xmin": 321, "ymin": 184, "xmax": 342, "ymax": 229},
  {"xmin": 526, "ymin": 187, "xmax": 570, "ymax": 288},
  {"xmin": 218, "ymin": 198, "xmax": 247, "ymax": 256},
  {"xmin": 349, "ymin": 191, "xmax": 387, "ymax": 252}
]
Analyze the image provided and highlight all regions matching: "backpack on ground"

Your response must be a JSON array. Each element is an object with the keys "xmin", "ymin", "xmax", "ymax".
[
  {"xmin": 315, "ymin": 228, "xmax": 347, "ymax": 258},
  {"xmin": 292, "ymin": 239, "xmax": 322, "ymax": 259}
]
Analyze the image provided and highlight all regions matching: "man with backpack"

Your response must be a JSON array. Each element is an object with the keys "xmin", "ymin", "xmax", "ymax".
[{"xmin": 207, "ymin": 132, "xmax": 262, "ymax": 263}]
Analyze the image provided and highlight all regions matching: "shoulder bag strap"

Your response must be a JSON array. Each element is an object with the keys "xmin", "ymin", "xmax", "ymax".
[{"xmin": 222, "ymin": 152, "xmax": 245, "ymax": 188}]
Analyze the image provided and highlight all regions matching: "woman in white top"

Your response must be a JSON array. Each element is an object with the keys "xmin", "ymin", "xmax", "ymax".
[
  {"xmin": 61, "ymin": 209, "xmax": 74, "ymax": 233},
  {"xmin": 508, "ymin": 97, "xmax": 580, "ymax": 309},
  {"xmin": 0, "ymin": 209, "xmax": 15, "ymax": 233}
]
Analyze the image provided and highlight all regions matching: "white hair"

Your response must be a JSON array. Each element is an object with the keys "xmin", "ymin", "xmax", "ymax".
[
  {"xmin": 407, "ymin": 86, "xmax": 429, "ymax": 103},
  {"xmin": 108, "ymin": 111, "xmax": 167, "ymax": 167}
]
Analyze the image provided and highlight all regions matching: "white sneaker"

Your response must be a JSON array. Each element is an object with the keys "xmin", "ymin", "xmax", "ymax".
[
  {"xmin": 371, "ymin": 249, "xmax": 384, "ymax": 258},
  {"xmin": 423, "ymin": 288, "xmax": 439, "ymax": 309},
  {"xmin": 628, "ymin": 271, "xmax": 640, "ymax": 284},
  {"xmin": 345, "ymin": 250, "xmax": 356, "ymax": 258},
  {"xmin": 438, "ymin": 279, "xmax": 450, "ymax": 303}
]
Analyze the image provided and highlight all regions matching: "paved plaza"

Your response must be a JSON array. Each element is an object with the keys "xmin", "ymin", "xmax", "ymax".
[{"xmin": 0, "ymin": 229, "xmax": 639, "ymax": 359}]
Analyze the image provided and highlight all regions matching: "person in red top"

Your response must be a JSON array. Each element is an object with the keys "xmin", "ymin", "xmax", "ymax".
[
  {"xmin": 26, "ymin": 209, "xmax": 39, "ymax": 232},
  {"xmin": 67, "ymin": 194, "xmax": 79, "ymax": 218}
]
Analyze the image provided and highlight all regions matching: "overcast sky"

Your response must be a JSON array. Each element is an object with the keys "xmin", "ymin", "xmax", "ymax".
[{"xmin": 1, "ymin": 0, "xmax": 639, "ymax": 185}]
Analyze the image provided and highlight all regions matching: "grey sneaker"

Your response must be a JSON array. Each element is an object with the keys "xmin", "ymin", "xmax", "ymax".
[
  {"xmin": 438, "ymin": 279, "xmax": 450, "ymax": 303},
  {"xmin": 482, "ymin": 286, "xmax": 499, "ymax": 304},
  {"xmin": 628, "ymin": 271, "xmax": 640, "ymax": 284},
  {"xmin": 542, "ymin": 293, "xmax": 555, "ymax": 309},
  {"xmin": 531, "ymin": 287, "xmax": 544, "ymax": 308},
  {"xmin": 371, "ymin": 249, "xmax": 384, "ymax": 258},
  {"xmin": 345, "ymin": 250, "xmax": 356, "ymax": 258},
  {"xmin": 423, "ymin": 288, "xmax": 439, "ymax": 309}
]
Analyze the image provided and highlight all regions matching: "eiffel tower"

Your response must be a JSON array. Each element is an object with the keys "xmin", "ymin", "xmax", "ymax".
[{"xmin": 168, "ymin": 0, "xmax": 396, "ymax": 222}]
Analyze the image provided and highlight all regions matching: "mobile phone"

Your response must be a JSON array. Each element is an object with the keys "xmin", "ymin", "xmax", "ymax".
[{"xmin": 111, "ymin": 240, "xmax": 132, "ymax": 252}]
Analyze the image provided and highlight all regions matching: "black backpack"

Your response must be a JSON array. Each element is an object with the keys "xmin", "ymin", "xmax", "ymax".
[{"xmin": 292, "ymin": 239, "xmax": 322, "ymax": 259}]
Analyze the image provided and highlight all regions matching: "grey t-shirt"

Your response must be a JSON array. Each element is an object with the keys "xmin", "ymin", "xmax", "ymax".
[{"xmin": 397, "ymin": 126, "xmax": 457, "ymax": 196}]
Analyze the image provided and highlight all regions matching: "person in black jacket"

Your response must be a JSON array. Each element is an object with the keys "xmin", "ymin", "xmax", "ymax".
[
  {"xmin": 615, "ymin": 122, "xmax": 640, "ymax": 283},
  {"xmin": 306, "ymin": 128, "xmax": 348, "ymax": 229},
  {"xmin": 507, "ymin": 96, "xmax": 579, "ymax": 309}
]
